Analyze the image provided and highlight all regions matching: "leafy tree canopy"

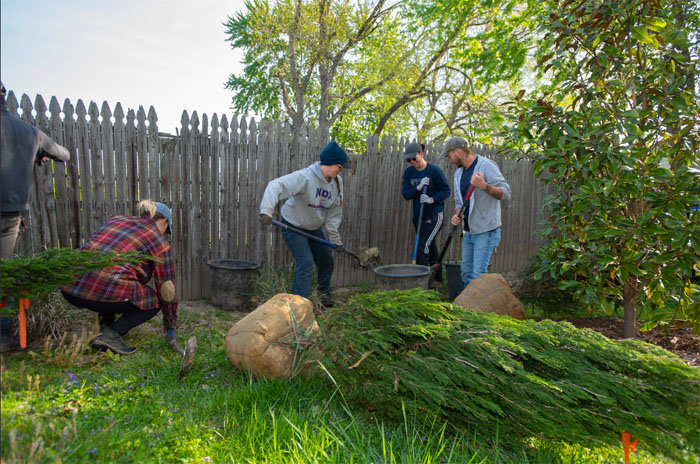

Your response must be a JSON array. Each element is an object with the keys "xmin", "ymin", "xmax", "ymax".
[{"xmin": 224, "ymin": 0, "xmax": 540, "ymax": 151}]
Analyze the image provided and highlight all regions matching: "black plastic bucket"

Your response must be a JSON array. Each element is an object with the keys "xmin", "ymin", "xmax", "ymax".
[
  {"xmin": 206, "ymin": 259, "xmax": 261, "ymax": 311},
  {"xmin": 373, "ymin": 264, "xmax": 432, "ymax": 291},
  {"xmin": 444, "ymin": 260, "xmax": 464, "ymax": 301}
]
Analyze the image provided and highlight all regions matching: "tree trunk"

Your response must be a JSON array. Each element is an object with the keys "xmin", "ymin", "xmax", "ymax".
[{"xmin": 622, "ymin": 276, "xmax": 641, "ymax": 339}]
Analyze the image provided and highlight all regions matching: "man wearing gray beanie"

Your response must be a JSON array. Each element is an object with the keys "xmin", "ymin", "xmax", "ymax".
[{"xmin": 259, "ymin": 141, "xmax": 351, "ymax": 306}]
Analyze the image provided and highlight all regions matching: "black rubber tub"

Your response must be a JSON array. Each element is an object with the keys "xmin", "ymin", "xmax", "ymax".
[
  {"xmin": 206, "ymin": 259, "xmax": 261, "ymax": 311},
  {"xmin": 373, "ymin": 264, "xmax": 432, "ymax": 291}
]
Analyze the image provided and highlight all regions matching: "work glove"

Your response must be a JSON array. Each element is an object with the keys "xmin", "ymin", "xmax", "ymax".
[
  {"xmin": 259, "ymin": 214, "xmax": 272, "ymax": 226},
  {"xmin": 334, "ymin": 245, "xmax": 345, "ymax": 253},
  {"xmin": 420, "ymin": 194, "xmax": 435, "ymax": 204},
  {"xmin": 417, "ymin": 177, "xmax": 430, "ymax": 191}
]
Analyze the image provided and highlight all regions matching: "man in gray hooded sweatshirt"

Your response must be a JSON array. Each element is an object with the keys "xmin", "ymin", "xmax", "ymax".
[{"xmin": 259, "ymin": 141, "xmax": 350, "ymax": 305}]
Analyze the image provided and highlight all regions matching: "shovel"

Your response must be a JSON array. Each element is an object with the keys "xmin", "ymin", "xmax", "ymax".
[
  {"xmin": 168, "ymin": 329, "xmax": 197, "ymax": 380},
  {"xmin": 428, "ymin": 185, "xmax": 474, "ymax": 284},
  {"xmin": 270, "ymin": 219, "xmax": 378, "ymax": 268},
  {"xmin": 411, "ymin": 187, "xmax": 427, "ymax": 264}
]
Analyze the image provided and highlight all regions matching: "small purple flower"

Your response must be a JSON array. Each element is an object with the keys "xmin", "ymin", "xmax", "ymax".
[
  {"xmin": 202, "ymin": 457, "xmax": 211, "ymax": 462},
  {"xmin": 67, "ymin": 371, "xmax": 77, "ymax": 382},
  {"xmin": 88, "ymin": 447, "xmax": 97, "ymax": 455},
  {"xmin": 169, "ymin": 408, "xmax": 179, "ymax": 413}
]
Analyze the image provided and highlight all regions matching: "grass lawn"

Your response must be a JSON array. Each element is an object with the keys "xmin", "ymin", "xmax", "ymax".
[{"xmin": 0, "ymin": 293, "xmax": 690, "ymax": 463}]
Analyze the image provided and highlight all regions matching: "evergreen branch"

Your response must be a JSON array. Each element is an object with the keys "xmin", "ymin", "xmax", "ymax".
[{"xmin": 1, "ymin": 248, "xmax": 152, "ymax": 305}]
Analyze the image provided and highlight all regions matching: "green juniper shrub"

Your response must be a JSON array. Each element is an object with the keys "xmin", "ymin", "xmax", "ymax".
[{"xmin": 318, "ymin": 288, "xmax": 700, "ymax": 460}]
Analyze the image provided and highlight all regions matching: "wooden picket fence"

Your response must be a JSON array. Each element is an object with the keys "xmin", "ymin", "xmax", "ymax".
[{"xmin": 6, "ymin": 90, "xmax": 548, "ymax": 300}]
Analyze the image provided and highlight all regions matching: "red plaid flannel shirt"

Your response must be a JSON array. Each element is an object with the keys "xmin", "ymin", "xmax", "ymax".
[{"xmin": 61, "ymin": 215, "xmax": 178, "ymax": 329}]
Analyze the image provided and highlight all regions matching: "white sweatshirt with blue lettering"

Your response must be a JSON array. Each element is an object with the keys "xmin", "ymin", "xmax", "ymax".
[{"xmin": 259, "ymin": 162, "xmax": 344, "ymax": 245}]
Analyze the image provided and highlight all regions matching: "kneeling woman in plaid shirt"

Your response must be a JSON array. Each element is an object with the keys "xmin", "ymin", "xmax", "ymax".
[{"xmin": 61, "ymin": 200, "xmax": 178, "ymax": 355}]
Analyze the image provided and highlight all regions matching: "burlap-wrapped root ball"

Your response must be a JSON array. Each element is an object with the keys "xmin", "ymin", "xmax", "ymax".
[
  {"xmin": 453, "ymin": 273, "xmax": 525, "ymax": 320},
  {"xmin": 225, "ymin": 293, "xmax": 320, "ymax": 379}
]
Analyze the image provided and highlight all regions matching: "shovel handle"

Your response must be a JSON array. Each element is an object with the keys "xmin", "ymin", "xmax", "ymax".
[
  {"xmin": 270, "ymin": 219, "xmax": 340, "ymax": 249},
  {"xmin": 432, "ymin": 185, "xmax": 475, "ymax": 273},
  {"xmin": 412, "ymin": 185, "xmax": 428, "ymax": 264},
  {"xmin": 270, "ymin": 219, "xmax": 371, "ymax": 268}
]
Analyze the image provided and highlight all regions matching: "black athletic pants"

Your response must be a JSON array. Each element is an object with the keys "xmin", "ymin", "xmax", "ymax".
[
  {"xmin": 61, "ymin": 291, "xmax": 160, "ymax": 336},
  {"xmin": 413, "ymin": 211, "xmax": 444, "ymax": 282}
]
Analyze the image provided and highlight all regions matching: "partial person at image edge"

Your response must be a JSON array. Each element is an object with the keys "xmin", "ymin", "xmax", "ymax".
[
  {"xmin": 0, "ymin": 81, "xmax": 70, "ymax": 353},
  {"xmin": 0, "ymin": 81, "xmax": 70, "ymax": 259}
]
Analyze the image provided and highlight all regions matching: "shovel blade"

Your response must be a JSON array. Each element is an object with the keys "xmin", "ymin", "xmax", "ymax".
[{"xmin": 176, "ymin": 336, "xmax": 197, "ymax": 380}]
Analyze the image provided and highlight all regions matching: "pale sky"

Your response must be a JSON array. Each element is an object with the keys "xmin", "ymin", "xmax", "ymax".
[{"xmin": 1, "ymin": 0, "xmax": 248, "ymax": 134}]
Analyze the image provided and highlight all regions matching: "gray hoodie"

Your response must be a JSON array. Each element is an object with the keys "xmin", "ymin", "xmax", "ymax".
[
  {"xmin": 260, "ymin": 162, "xmax": 344, "ymax": 245},
  {"xmin": 1, "ymin": 105, "xmax": 70, "ymax": 212},
  {"xmin": 453, "ymin": 155, "xmax": 511, "ymax": 235}
]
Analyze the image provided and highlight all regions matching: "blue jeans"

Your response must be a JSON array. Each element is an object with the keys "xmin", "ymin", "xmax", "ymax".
[
  {"xmin": 281, "ymin": 219, "xmax": 334, "ymax": 298},
  {"xmin": 460, "ymin": 227, "xmax": 501, "ymax": 287}
]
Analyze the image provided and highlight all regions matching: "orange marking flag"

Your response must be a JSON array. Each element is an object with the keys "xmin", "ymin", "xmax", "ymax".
[
  {"xmin": 621, "ymin": 431, "xmax": 638, "ymax": 464},
  {"xmin": 19, "ymin": 298, "xmax": 29, "ymax": 349}
]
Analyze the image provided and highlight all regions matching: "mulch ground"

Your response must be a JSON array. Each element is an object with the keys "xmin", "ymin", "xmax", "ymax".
[{"xmin": 559, "ymin": 316, "xmax": 700, "ymax": 367}]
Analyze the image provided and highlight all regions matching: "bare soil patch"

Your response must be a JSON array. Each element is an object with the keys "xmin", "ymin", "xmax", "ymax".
[{"xmin": 559, "ymin": 316, "xmax": 700, "ymax": 367}]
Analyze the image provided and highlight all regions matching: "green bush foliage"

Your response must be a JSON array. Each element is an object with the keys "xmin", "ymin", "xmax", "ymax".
[
  {"xmin": 318, "ymin": 289, "xmax": 700, "ymax": 459},
  {"xmin": 502, "ymin": 0, "xmax": 700, "ymax": 335}
]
